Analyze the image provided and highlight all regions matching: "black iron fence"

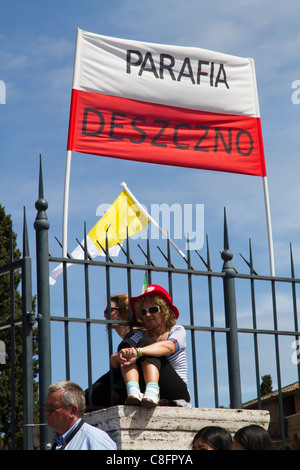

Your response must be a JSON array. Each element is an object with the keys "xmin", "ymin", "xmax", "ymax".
[
  {"xmin": 2, "ymin": 160, "xmax": 300, "ymax": 449},
  {"xmin": 0, "ymin": 209, "xmax": 35, "ymax": 450}
]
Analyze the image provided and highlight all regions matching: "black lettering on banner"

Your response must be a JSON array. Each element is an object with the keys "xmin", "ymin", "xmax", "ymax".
[
  {"xmin": 173, "ymin": 123, "xmax": 191, "ymax": 149},
  {"xmin": 130, "ymin": 117, "xmax": 147, "ymax": 143},
  {"xmin": 177, "ymin": 57, "xmax": 195, "ymax": 84},
  {"xmin": 139, "ymin": 52, "xmax": 159, "ymax": 78},
  {"xmin": 236, "ymin": 130, "xmax": 253, "ymax": 156},
  {"xmin": 215, "ymin": 64, "xmax": 230, "ymax": 89},
  {"xmin": 151, "ymin": 120, "xmax": 169, "ymax": 147},
  {"xmin": 125, "ymin": 49, "xmax": 230, "ymax": 89},
  {"xmin": 82, "ymin": 108, "xmax": 105, "ymax": 136},
  {"xmin": 126, "ymin": 50, "xmax": 143, "ymax": 74},
  {"xmin": 194, "ymin": 125, "xmax": 209, "ymax": 152},
  {"xmin": 160, "ymin": 54, "xmax": 176, "ymax": 80},
  {"xmin": 210, "ymin": 62, "xmax": 214, "ymax": 87},
  {"xmin": 81, "ymin": 107, "xmax": 254, "ymax": 159},
  {"xmin": 214, "ymin": 128, "xmax": 232, "ymax": 154},
  {"xmin": 197, "ymin": 60, "xmax": 209, "ymax": 85},
  {"xmin": 109, "ymin": 112, "xmax": 126, "ymax": 140}
]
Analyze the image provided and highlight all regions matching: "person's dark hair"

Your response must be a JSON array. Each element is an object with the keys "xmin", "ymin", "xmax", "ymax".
[
  {"xmin": 192, "ymin": 426, "xmax": 232, "ymax": 450},
  {"xmin": 233, "ymin": 425, "xmax": 273, "ymax": 450}
]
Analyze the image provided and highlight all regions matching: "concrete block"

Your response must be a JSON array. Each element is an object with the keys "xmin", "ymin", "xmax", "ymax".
[{"xmin": 84, "ymin": 405, "xmax": 270, "ymax": 450}]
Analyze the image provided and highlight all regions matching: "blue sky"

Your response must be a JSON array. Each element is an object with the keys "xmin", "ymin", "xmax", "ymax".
[{"xmin": 1, "ymin": 0, "xmax": 300, "ymax": 407}]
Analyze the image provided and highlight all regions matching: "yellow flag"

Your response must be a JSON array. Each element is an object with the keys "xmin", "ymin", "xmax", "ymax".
[
  {"xmin": 49, "ymin": 188, "xmax": 150, "ymax": 285},
  {"xmin": 88, "ymin": 189, "xmax": 150, "ymax": 251}
]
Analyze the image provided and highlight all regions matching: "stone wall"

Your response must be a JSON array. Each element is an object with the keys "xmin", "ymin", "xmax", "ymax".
[{"xmin": 84, "ymin": 406, "xmax": 270, "ymax": 450}]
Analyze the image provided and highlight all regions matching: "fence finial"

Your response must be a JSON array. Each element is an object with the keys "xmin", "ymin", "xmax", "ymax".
[
  {"xmin": 221, "ymin": 207, "xmax": 234, "ymax": 268},
  {"xmin": 23, "ymin": 206, "xmax": 30, "ymax": 258},
  {"xmin": 290, "ymin": 242, "xmax": 295, "ymax": 278},
  {"xmin": 223, "ymin": 207, "xmax": 229, "ymax": 250},
  {"xmin": 34, "ymin": 155, "xmax": 50, "ymax": 231}
]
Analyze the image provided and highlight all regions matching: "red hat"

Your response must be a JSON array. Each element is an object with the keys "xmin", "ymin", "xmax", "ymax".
[{"xmin": 130, "ymin": 284, "xmax": 179, "ymax": 319}]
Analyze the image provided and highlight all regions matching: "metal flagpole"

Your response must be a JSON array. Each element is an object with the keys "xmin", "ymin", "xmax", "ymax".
[
  {"xmin": 250, "ymin": 59, "xmax": 275, "ymax": 276},
  {"xmin": 62, "ymin": 29, "xmax": 82, "ymax": 258},
  {"xmin": 262, "ymin": 176, "xmax": 275, "ymax": 276},
  {"xmin": 121, "ymin": 181, "xmax": 188, "ymax": 262}
]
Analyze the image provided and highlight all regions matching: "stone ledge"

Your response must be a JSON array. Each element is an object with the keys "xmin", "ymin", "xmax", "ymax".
[{"xmin": 84, "ymin": 406, "xmax": 270, "ymax": 450}]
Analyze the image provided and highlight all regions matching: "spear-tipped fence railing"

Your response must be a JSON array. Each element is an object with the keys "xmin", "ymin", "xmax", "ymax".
[{"xmin": 2, "ymin": 158, "xmax": 300, "ymax": 450}]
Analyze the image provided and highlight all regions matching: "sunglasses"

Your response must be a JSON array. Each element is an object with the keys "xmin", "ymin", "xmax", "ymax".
[
  {"xmin": 140, "ymin": 305, "xmax": 161, "ymax": 317},
  {"xmin": 104, "ymin": 307, "xmax": 120, "ymax": 315}
]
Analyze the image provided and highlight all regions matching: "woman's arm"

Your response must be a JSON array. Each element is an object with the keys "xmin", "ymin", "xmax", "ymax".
[
  {"xmin": 140, "ymin": 340, "xmax": 176, "ymax": 357},
  {"xmin": 118, "ymin": 340, "xmax": 176, "ymax": 366},
  {"xmin": 110, "ymin": 352, "xmax": 121, "ymax": 369}
]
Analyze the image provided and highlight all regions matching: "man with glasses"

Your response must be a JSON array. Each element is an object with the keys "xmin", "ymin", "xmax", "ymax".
[{"xmin": 45, "ymin": 381, "xmax": 117, "ymax": 450}]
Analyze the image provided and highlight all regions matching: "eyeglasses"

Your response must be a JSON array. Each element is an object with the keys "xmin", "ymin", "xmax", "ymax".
[
  {"xmin": 44, "ymin": 404, "xmax": 71, "ymax": 414},
  {"xmin": 140, "ymin": 306, "xmax": 161, "ymax": 317},
  {"xmin": 104, "ymin": 307, "xmax": 120, "ymax": 315}
]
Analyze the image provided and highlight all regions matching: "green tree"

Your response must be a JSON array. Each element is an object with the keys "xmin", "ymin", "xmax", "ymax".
[
  {"xmin": 0, "ymin": 204, "xmax": 39, "ymax": 450},
  {"xmin": 260, "ymin": 374, "xmax": 273, "ymax": 397}
]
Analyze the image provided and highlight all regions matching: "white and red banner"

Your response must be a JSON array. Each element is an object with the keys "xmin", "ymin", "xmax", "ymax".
[{"xmin": 67, "ymin": 29, "xmax": 266, "ymax": 177}]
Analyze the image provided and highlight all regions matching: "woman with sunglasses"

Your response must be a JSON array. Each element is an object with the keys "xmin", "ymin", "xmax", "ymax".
[
  {"xmin": 113, "ymin": 284, "xmax": 190, "ymax": 407},
  {"xmin": 85, "ymin": 293, "xmax": 145, "ymax": 410}
]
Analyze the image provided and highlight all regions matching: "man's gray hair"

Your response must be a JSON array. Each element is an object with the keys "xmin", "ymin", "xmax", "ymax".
[{"xmin": 48, "ymin": 381, "xmax": 86, "ymax": 417}]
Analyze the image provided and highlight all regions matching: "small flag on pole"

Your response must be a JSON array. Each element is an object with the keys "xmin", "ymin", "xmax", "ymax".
[
  {"xmin": 50, "ymin": 188, "xmax": 150, "ymax": 285},
  {"xmin": 142, "ymin": 272, "xmax": 148, "ymax": 293},
  {"xmin": 88, "ymin": 189, "xmax": 149, "ymax": 250}
]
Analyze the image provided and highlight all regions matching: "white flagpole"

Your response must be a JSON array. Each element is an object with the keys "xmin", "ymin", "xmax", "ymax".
[
  {"xmin": 62, "ymin": 29, "xmax": 82, "ymax": 259},
  {"xmin": 262, "ymin": 176, "xmax": 275, "ymax": 276},
  {"xmin": 121, "ymin": 181, "xmax": 188, "ymax": 262},
  {"xmin": 250, "ymin": 59, "xmax": 275, "ymax": 276}
]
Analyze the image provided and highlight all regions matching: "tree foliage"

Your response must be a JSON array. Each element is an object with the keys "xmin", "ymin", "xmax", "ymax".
[
  {"xmin": 260, "ymin": 374, "xmax": 273, "ymax": 397},
  {"xmin": 0, "ymin": 204, "xmax": 39, "ymax": 450}
]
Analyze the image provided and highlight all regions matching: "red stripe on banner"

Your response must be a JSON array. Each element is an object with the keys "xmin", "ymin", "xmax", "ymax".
[{"xmin": 67, "ymin": 89, "xmax": 266, "ymax": 177}]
